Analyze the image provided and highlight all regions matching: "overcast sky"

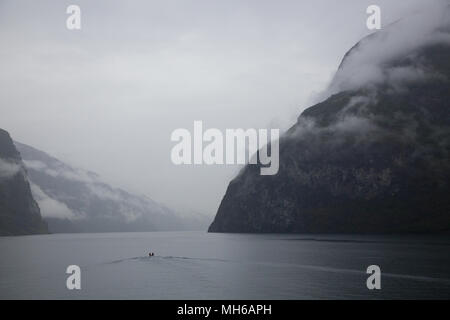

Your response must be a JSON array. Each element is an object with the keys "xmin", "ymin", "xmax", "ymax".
[{"xmin": 0, "ymin": 0, "xmax": 437, "ymax": 215}]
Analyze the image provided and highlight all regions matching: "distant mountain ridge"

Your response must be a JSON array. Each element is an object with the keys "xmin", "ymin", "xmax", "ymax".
[
  {"xmin": 15, "ymin": 142, "xmax": 209, "ymax": 233},
  {"xmin": 0, "ymin": 129, "xmax": 48, "ymax": 235}
]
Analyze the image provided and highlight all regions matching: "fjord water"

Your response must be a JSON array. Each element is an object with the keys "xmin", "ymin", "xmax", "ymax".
[{"xmin": 0, "ymin": 231, "xmax": 449, "ymax": 299}]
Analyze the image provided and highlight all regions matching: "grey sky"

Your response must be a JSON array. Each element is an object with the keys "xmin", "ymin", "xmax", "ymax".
[{"xmin": 0, "ymin": 0, "xmax": 437, "ymax": 215}]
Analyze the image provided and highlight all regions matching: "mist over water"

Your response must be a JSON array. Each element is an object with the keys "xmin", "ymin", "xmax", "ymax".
[{"xmin": 1, "ymin": 232, "xmax": 449, "ymax": 299}]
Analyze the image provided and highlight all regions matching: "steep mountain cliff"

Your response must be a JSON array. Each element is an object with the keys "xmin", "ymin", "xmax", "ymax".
[
  {"xmin": 15, "ymin": 142, "xmax": 209, "ymax": 233},
  {"xmin": 209, "ymin": 8, "xmax": 450, "ymax": 233},
  {"xmin": 0, "ymin": 129, "xmax": 48, "ymax": 236}
]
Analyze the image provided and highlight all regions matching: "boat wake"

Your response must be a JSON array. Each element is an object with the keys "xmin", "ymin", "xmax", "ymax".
[
  {"xmin": 107, "ymin": 255, "xmax": 229, "ymax": 264},
  {"xmin": 106, "ymin": 255, "xmax": 450, "ymax": 285}
]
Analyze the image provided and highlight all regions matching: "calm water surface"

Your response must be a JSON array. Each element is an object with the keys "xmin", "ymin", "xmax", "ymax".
[{"xmin": 0, "ymin": 231, "xmax": 449, "ymax": 299}]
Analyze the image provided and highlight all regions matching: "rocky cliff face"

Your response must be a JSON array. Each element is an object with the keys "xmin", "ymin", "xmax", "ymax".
[
  {"xmin": 209, "ymin": 9, "xmax": 450, "ymax": 233},
  {"xmin": 0, "ymin": 129, "xmax": 48, "ymax": 236}
]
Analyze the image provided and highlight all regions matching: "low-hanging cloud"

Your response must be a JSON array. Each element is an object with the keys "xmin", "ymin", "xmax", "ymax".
[
  {"xmin": 0, "ymin": 158, "xmax": 21, "ymax": 179},
  {"xmin": 287, "ymin": 2, "xmax": 450, "ymax": 145},
  {"xmin": 30, "ymin": 182, "xmax": 79, "ymax": 220},
  {"xmin": 23, "ymin": 159, "xmax": 98, "ymax": 184},
  {"xmin": 326, "ymin": 1, "xmax": 450, "ymax": 97},
  {"xmin": 23, "ymin": 157, "xmax": 167, "ymax": 223}
]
